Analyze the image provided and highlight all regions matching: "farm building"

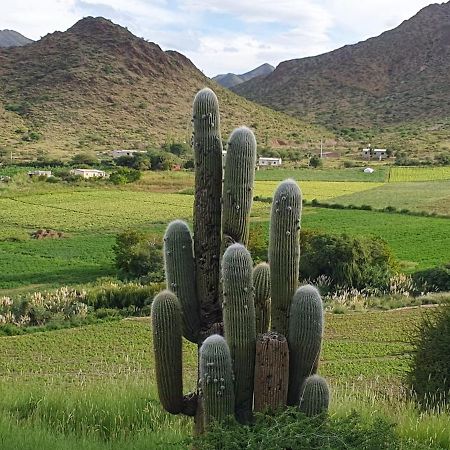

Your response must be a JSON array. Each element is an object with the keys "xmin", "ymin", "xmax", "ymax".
[
  {"xmin": 362, "ymin": 148, "xmax": 388, "ymax": 160},
  {"xmin": 70, "ymin": 169, "xmax": 108, "ymax": 179},
  {"xmin": 28, "ymin": 170, "xmax": 52, "ymax": 178},
  {"xmin": 258, "ymin": 157, "xmax": 282, "ymax": 167},
  {"xmin": 111, "ymin": 149, "xmax": 146, "ymax": 159}
]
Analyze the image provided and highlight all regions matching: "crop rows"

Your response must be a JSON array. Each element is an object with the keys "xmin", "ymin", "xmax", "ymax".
[{"xmin": 390, "ymin": 166, "xmax": 450, "ymax": 182}]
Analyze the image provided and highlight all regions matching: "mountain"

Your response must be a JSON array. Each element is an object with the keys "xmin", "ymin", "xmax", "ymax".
[
  {"xmin": 233, "ymin": 2, "xmax": 450, "ymax": 156},
  {"xmin": 0, "ymin": 18, "xmax": 326, "ymax": 159},
  {"xmin": 213, "ymin": 63, "xmax": 274, "ymax": 88},
  {"xmin": 0, "ymin": 30, "xmax": 33, "ymax": 48}
]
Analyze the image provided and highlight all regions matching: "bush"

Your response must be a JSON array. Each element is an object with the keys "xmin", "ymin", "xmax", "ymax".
[
  {"xmin": 412, "ymin": 264, "xmax": 450, "ymax": 292},
  {"xmin": 309, "ymin": 154, "xmax": 323, "ymax": 168},
  {"xmin": 87, "ymin": 281, "xmax": 163, "ymax": 310},
  {"xmin": 192, "ymin": 409, "xmax": 415, "ymax": 450},
  {"xmin": 299, "ymin": 230, "xmax": 396, "ymax": 291},
  {"xmin": 408, "ymin": 302, "xmax": 450, "ymax": 407},
  {"xmin": 113, "ymin": 229, "xmax": 164, "ymax": 280},
  {"xmin": 109, "ymin": 168, "xmax": 141, "ymax": 184}
]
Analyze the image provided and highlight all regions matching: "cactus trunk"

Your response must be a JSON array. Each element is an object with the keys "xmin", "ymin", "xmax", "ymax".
[
  {"xmin": 287, "ymin": 285, "xmax": 324, "ymax": 406},
  {"xmin": 253, "ymin": 262, "xmax": 271, "ymax": 334},
  {"xmin": 193, "ymin": 88, "xmax": 223, "ymax": 336},
  {"xmin": 164, "ymin": 220, "xmax": 200, "ymax": 343},
  {"xmin": 151, "ymin": 290, "xmax": 183, "ymax": 414},
  {"xmin": 269, "ymin": 179, "xmax": 301, "ymax": 337},
  {"xmin": 222, "ymin": 127, "xmax": 257, "ymax": 251},
  {"xmin": 200, "ymin": 334, "xmax": 235, "ymax": 427},
  {"xmin": 222, "ymin": 244, "xmax": 256, "ymax": 423},
  {"xmin": 254, "ymin": 332, "xmax": 289, "ymax": 412}
]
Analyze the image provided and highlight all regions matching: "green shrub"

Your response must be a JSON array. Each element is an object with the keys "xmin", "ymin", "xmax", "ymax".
[
  {"xmin": 412, "ymin": 264, "xmax": 450, "ymax": 292},
  {"xmin": 113, "ymin": 229, "xmax": 164, "ymax": 281},
  {"xmin": 299, "ymin": 230, "xmax": 395, "ymax": 291},
  {"xmin": 309, "ymin": 155, "xmax": 323, "ymax": 168},
  {"xmin": 408, "ymin": 302, "xmax": 450, "ymax": 407},
  {"xmin": 86, "ymin": 281, "xmax": 163, "ymax": 310},
  {"xmin": 192, "ymin": 409, "xmax": 418, "ymax": 450},
  {"xmin": 109, "ymin": 168, "xmax": 141, "ymax": 184}
]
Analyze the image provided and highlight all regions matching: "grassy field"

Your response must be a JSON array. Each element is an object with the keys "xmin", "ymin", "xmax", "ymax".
[
  {"xmin": 1, "ymin": 177, "xmax": 450, "ymax": 293},
  {"xmin": 1, "ymin": 309, "xmax": 448, "ymax": 449},
  {"xmin": 329, "ymin": 180, "xmax": 450, "ymax": 215},
  {"xmin": 390, "ymin": 166, "xmax": 450, "ymax": 182}
]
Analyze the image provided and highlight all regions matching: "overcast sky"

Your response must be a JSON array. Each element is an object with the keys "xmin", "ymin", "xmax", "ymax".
[{"xmin": 0, "ymin": 0, "xmax": 440, "ymax": 76}]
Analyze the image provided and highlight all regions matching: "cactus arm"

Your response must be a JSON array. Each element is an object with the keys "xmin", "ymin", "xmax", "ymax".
[
  {"xmin": 287, "ymin": 285, "xmax": 324, "ymax": 406},
  {"xmin": 222, "ymin": 243, "xmax": 256, "ymax": 423},
  {"xmin": 269, "ymin": 179, "xmax": 302, "ymax": 336},
  {"xmin": 192, "ymin": 87, "xmax": 223, "ymax": 335},
  {"xmin": 199, "ymin": 334, "xmax": 235, "ymax": 427},
  {"xmin": 164, "ymin": 220, "xmax": 200, "ymax": 343},
  {"xmin": 254, "ymin": 332, "xmax": 289, "ymax": 412},
  {"xmin": 299, "ymin": 375, "xmax": 330, "ymax": 416},
  {"xmin": 253, "ymin": 262, "xmax": 271, "ymax": 334},
  {"xmin": 222, "ymin": 126, "xmax": 257, "ymax": 250},
  {"xmin": 151, "ymin": 290, "xmax": 184, "ymax": 414}
]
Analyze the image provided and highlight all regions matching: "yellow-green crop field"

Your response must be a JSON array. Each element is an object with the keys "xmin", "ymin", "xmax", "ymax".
[
  {"xmin": 390, "ymin": 166, "xmax": 450, "ymax": 182},
  {"xmin": 254, "ymin": 180, "xmax": 383, "ymax": 200}
]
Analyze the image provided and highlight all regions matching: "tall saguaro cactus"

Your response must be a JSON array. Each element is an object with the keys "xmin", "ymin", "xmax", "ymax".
[
  {"xmin": 192, "ymin": 88, "xmax": 223, "ymax": 335},
  {"xmin": 151, "ymin": 87, "xmax": 330, "ymax": 431}
]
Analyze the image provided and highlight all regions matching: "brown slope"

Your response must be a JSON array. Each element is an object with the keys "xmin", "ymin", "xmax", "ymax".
[
  {"xmin": 233, "ymin": 2, "xmax": 450, "ymax": 132},
  {"xmin": 0, "ymin": 17, "xmax": 328, "ymax": 159}
]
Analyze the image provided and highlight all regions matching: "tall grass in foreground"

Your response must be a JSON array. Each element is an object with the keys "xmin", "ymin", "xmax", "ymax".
[{"xmin": 0, "ymin": 378, "xmax": 448, "ymax": 449}]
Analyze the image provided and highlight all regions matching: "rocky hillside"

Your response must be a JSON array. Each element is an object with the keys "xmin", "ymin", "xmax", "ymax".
[
  {"xmin": 213, "ymin": 63, "xmax": 274, "ymax": 88},
  {"xmin": 233, "ymin": 2, "xmax": 450, "ymax": 156},
  {"xmin": 0, "ymin": 30, "xmax": 32, "ymax": 48},
  {"xmin": 0, "ymin": 18, "xmax": 325, "ymax": 159}
]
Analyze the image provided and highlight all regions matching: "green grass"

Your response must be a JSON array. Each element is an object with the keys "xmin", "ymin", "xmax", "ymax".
[
  {"xmin": 328, "ymin": 180, "xmax": 450, "ymax": 215},
  {"xmin": 1, "ymin": 309, "xmax": 448, "ymax": 449},
  {"xmin": 255, "ymin": 167, "xmax": 389, "ymax": 182},
  {"xmin": 390, "ymin": 167, "xmax": 450, "ymax": 182}
]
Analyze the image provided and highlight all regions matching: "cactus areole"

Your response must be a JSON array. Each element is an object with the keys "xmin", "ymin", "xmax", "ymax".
[{"xmin": 151, "ymin": 87, "xmax": 330, "ymax": 431}]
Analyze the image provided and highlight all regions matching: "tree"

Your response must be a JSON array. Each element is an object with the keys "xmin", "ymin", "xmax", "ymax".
[
  {"xmin": 309, "ymin": 155, "xmax": 322, "ymax": 168},
  {"xmin": 113, "ymin": 229, "xmax": 164, "ymax": 281},
  {"xmin": 71, "ymin": 152, "xmax": 99, "ymax": 166}
]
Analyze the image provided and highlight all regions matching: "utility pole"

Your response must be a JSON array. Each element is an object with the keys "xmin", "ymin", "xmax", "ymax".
[{"xmin": 320, "ymin": 138, "xmax": 323, "ymax": 158}]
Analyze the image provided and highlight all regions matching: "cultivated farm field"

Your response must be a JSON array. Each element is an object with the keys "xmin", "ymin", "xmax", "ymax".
[{"xmin": 1, "ymin": 168, "xmax": 450, "ymax": 293}]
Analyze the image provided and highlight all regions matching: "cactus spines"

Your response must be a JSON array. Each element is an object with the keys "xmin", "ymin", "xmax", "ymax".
[
  {"xmin": 269, "ymin": 179, "xmax": 302, "ymax": 336},
  {"xmin": 287, "ymin": 285, "xmax": 324, "ymax": 406},
  {"xmin": 222, "ymin": 127, "xmax": 257, "ymax": 250},
  {"xmin": 222, "ymin": 244, "xmax": 256, "ymax": 422},
  {"xmin": 254, "ymin": 332, "xmax": 289, "ymax": 412},
  {"xmin": 199, "ymin": 334, "xmax": 235, "ymax": 427},
  {"xmin": 253, "ymin": 262, "xmax": 271, "ymax": 334},
  {"xmin": 151, "ymin": 290, "xmax": 184, "ymax": 414},
  {"xmin": 299, "ymin": 375, "xmax": 330, "ymax": 417},
  {"xmin": 193, "ymin": 87, "xmax": 223, "ymax": 334},
  {"xmin": 164, "ymin": 220, "xmax": 200, "ymax": 343}
]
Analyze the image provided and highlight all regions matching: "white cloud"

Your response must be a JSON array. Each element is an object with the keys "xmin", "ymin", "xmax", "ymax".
[
  {"xmin": 0, "ymin": 0, "xmax": 79, "ymax": 39},
  {"xmin": 322, "ymin": 0, "xmax": 436, "ymax": 42},
  {"xmin": 0, "ymin": 0, "xmax": 439, "ymax": 75}
]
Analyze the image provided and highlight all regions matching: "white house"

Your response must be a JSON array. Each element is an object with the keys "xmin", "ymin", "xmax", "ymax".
[
  {"xmin": 111, "ymin": 149, "xmax": 146, "ymax": 159},
  {"xmin": 28, "ymin": 170, "xmax": 52, "ymax": 178},
  {"xmin": 258, "ymin": 157, "xmax": 282, "ymax": 167},
  {"xmin": 362, "ymin": 148, "xmax": 388, "ymax": 160},
  {"xmin": 70, "ymin": 169, "xmax": 108, "ymax": 179}
]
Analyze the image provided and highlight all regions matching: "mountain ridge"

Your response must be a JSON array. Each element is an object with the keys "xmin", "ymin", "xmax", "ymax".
[
  {"xmin": 0, "ymin": 17, "xmax": 327, "ymax": 159},
  {"xmin": 213, "ymin": 63, "xmax": 274, "ymax": 88},
  {"xmin": 0, "ymin": 30, "xmax": 33, "ymax": 48},
  {"xmin": 232, "ymin": 2, "xmax": 450, "ymax": 155}
]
